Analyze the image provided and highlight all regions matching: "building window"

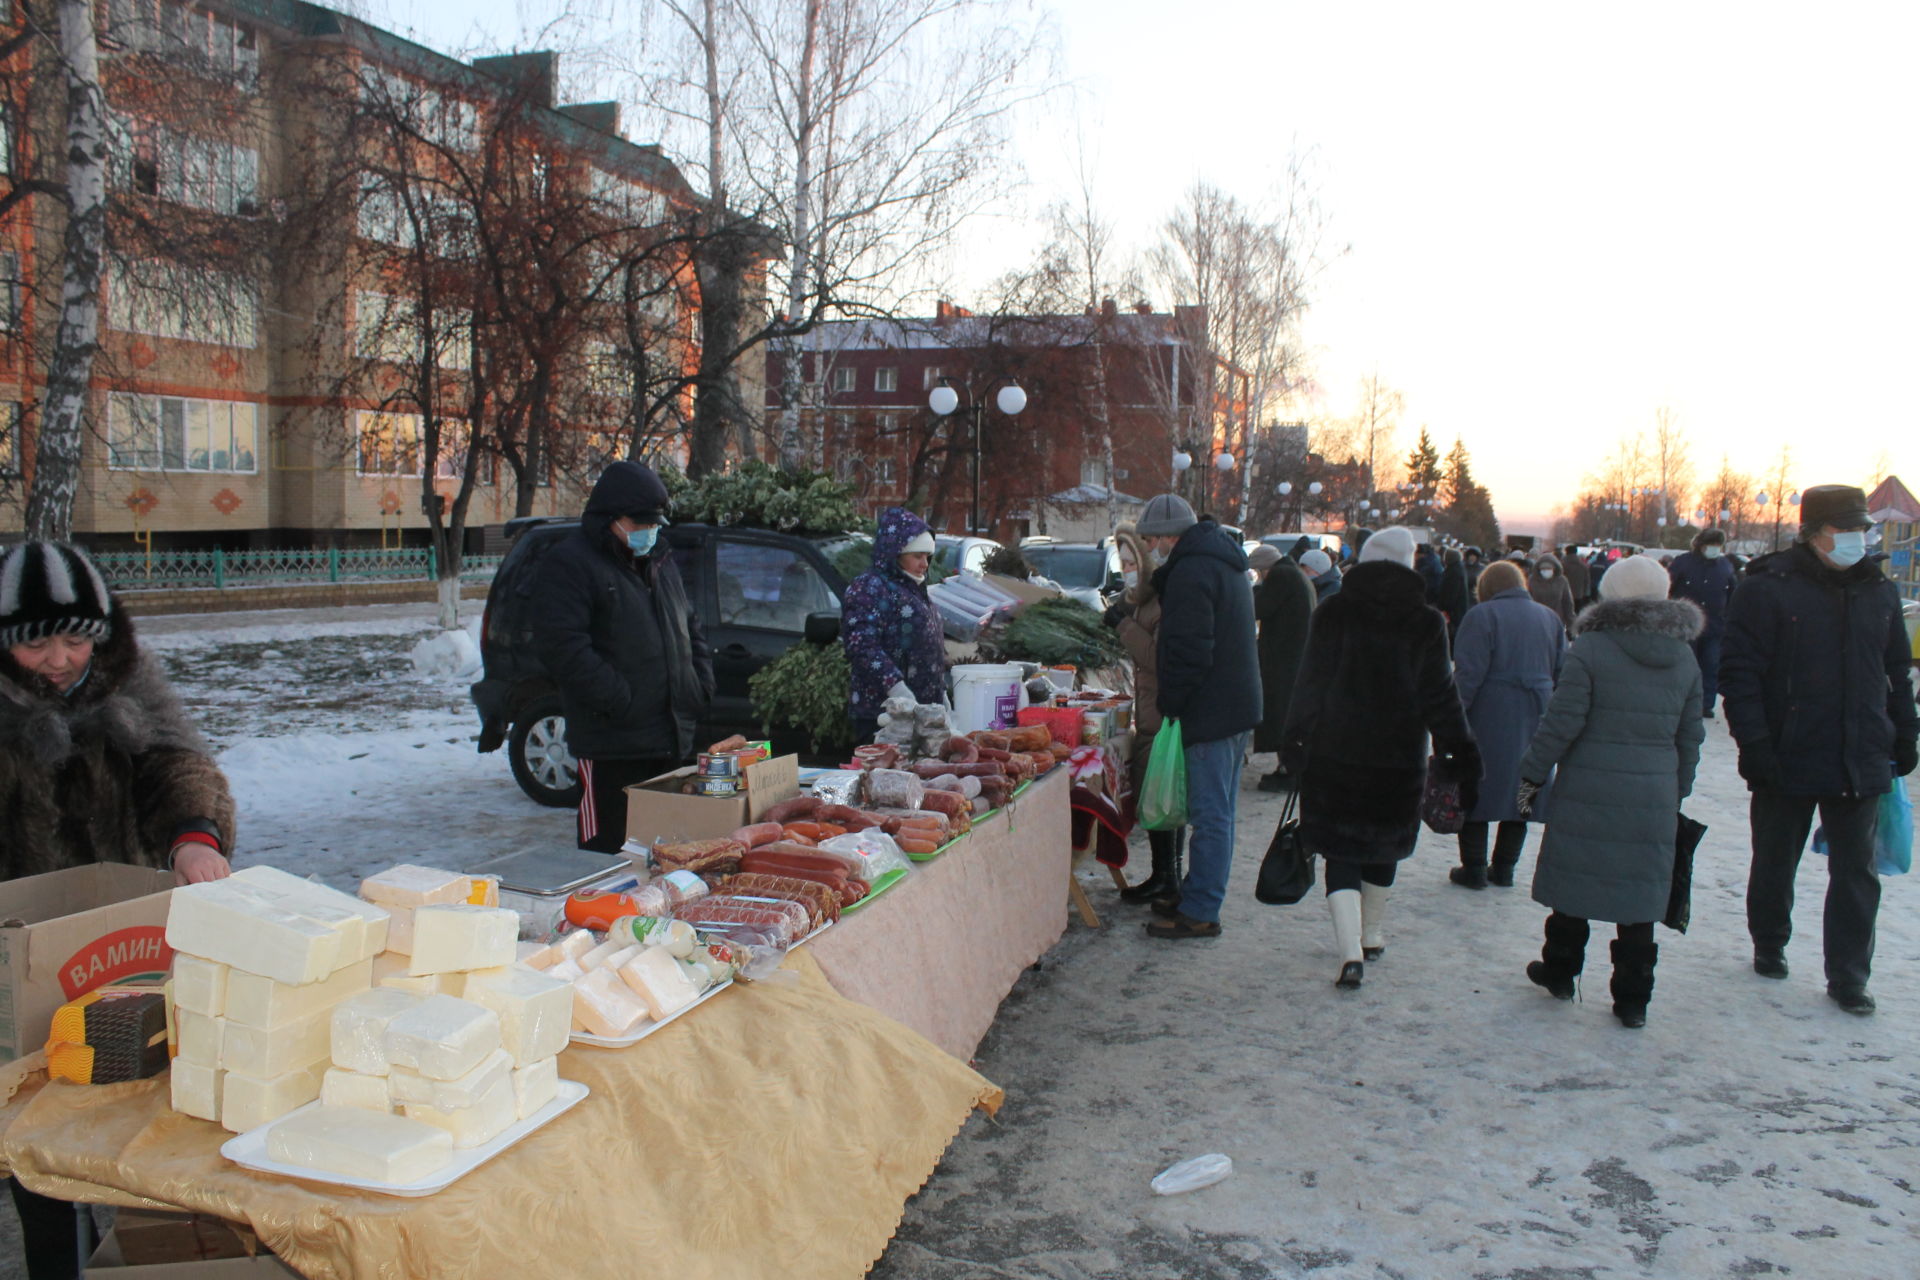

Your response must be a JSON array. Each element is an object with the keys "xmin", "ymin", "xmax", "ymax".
[
  {"xmin": 1079, "ymin": 458, "xmax": 1107, "ymax": 488},
  {"xmin": 109, "ymin": 0, "xmax": 260, "ymax": 89},
  {"xmin": 587, "ymin": 168, "xmax": 666, "ymax": 224},
  {"xmin": 354, "ymin": 292, "xmax": 469, "ymax": 370},
  {"xmin": 353, "ymin": 410, "xmax": 474, "ymax": 479},
  {"xmin": 0, "ymin": 104, "xmax": 12, "ymax": 177},
  {"xmin": 876, "ymin": 456, "xmax": 897, "ymax": 485},
  {"xmin": 107, "ymin": 113, "xmax": 259, "ymax": 217},
  {"xmin": 922, "ymin": 366, "xmax": 944, "ymax": 390},
  {"xmin": 0, "ymin": 401, "xmax": 19, "ymax": 477},
  {"xmin": 831, "ymin": 366, "xmax": 855, "ymax": 394},
  {"xmin": 360, "ymin": 67, "xmax": 479, "ymax": 152},
  {"xmin": 108, "ymin": 394, "xmax": 258, "ymax": 472},
  {"xmin": 0, "ymin": 251, "xmax": 19, "ymax": 332},
  {"xmin": 109, "ymin": 261, "xmax": 257, "ymax": 347},
  {"xmin": 874, "ymin": 367, "xmax": 897, "ymax": 392}
]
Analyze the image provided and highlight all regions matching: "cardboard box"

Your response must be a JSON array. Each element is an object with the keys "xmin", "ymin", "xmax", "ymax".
[
  {"xmin": 86, "ymin": 1210, "xmax": 301, "ymax": 1278},
  {"xmin": 0, "ymin": 864, "xmax": 175, "ymax": 1062},
  {"xmin": 625, "ymin": 753, "xmax": 800, "ymax": 845},
  {"xmin": 981, "ymin": 573, "xmax": 1062, "ymax": 607}
]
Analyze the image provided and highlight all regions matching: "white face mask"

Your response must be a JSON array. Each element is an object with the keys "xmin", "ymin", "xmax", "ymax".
[
  {"xmin": 1702, "ymin": 546, "xmax": 1724, "ymax": 560},
  {"xmin": 1122, "ymin": 570, "xmax": 1139, "ymax": 590},
  {"xmin": 1539, "ymin": 568, "xmax": 1555, "ymax": 579},
  {"xmin": 1825, "ymin": 530, "xmax": 1868, "ymax": 568}
]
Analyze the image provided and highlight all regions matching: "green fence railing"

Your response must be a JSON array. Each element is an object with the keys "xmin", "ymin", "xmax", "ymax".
[{"xmin": 92, "ymin": 548, "xmax": 503, "ymax": 592}]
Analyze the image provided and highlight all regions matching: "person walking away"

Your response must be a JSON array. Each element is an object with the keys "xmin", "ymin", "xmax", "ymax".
[
  {"xmin": 1666, "ymin": 528, "xmax": 1737, "ymax": 719},
  {"xmin": 842, "ymin": 507, "xmax": 948, "ymax": 743},
  {"xmin": 1514, "ymin": 555, "xmax": 1704, "ymax": 1027},
  {"xmin": 1720, "ymin": 484, "xmax": 1919, "ymax": 1015},
  {"xmin": 1415, "ymin": 542, "xmax": 1445, "ymax": 606},
  {"xmin": 1462, "ymin": 546, "xmax": 1485, "ymax": 598},
  {"xmin": 1528, "ymin": 552, "xmax": 1577, "ymax": 629},
  {"xmin": 1561, "ymin": 544, "xmax": 1592, "ymax": 609},
  {"xmin": 1250, "ymin": 544, "xmax": 1316, "ymax": 792},
  {"xmin": 0, "ymin": 540, "xmax": 237, "ymax": 1278},
  {"xmin": 1438, "ymin": 546, "xmax": 1472, "ymax": 639},
  {"xmin": 1106, "ymin": 526, "xmax": 1184, "ymax": 905},
  {"xmin": 1448, "ymin": 561, "xmax": 1565, "ymax": 889},
  {"xmin": 532, "ymin": 461, "xmax": 713, "ymax": 852},
  {"xmin": 1281, "ymin": 527, "xmax": 1479, "ymax": 986},
  {"xmin": 1300, "ymin": 548, "xmax": 1342, "ymax": 602},
  {"xmin": 1136, "ymin": 494, "xmax": 1261, "ymax": 939}
]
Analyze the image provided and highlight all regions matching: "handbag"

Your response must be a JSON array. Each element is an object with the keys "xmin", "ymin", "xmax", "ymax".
[
  {"xmin": 1139, "ymin": 719, "xmax": 1187, "ymax": 831},
  {"xmin": 1420, "ymin": 754, "xmax": 1466, "ymax": 835},
  {"xmin": 1255, "ymin": 790, "xmax": 1315, "ymax": 905},
  {"xmin": 1664, "ymin": 811, "xmax": 1707, "ymax": 934}
]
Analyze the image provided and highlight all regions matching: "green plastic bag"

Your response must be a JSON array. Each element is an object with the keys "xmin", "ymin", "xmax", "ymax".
[{"xmin": 1139, "ymin": 719, "xmax": 1188, "ymax": 830}]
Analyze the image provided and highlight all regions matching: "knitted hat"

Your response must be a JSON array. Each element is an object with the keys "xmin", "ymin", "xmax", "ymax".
[
  {"xmin": 1358, "ymin": 526, "xmax": 1416, "ymax": 569},
  {"xmin": 1136, "ymin": 493, "xmax": 1197, "ymax": 537},
  {"xmin": 1598, "ymin": 553, "xmax": 1669, "ymax": 602},
  {"xmin": 899, "ymin": 531, "xmax": 936, "ymax": 556},
  {"xmin": 1300, "ymin": 549, "xmax": 1332, "ymax": 576},
  {"xmin": 1248, "ymin": 544, "xmax": 1282, "ymax": 571},
  {"xmin": 0, "ymin": 542, "xmax": 114, "ymax": 649}
]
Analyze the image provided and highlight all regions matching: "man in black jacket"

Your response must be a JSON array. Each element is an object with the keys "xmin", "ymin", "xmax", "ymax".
[
  {"xmin": 1137, "ymin": 493, "xmax": 1262, "ymax": 939},
  {"xmin": 1720, "ymin": 484, "xmax": 1919, "ymax": 1014},
  {"xmin": 531, "ymin": 462, "xmax": 714, "ymax": 851}
]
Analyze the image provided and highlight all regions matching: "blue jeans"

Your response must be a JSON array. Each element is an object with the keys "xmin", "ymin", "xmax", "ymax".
[{"xmin": 1177, "ymin": 731, "xmax": 1248, "ymax": 923}]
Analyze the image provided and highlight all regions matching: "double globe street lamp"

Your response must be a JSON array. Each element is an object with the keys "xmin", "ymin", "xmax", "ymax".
[{"xmin": 929, "ymin": 377, "xmax": 1027, "ymax": 536}]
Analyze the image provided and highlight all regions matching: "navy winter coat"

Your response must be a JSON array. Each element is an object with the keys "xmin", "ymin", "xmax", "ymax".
[
  {"xmin": 1666, "ymin": 551, "xmax": 1736, "ymax": 635},
  {"xmin": 1152, "ymin": 518, "xmax": 1261, "ymax": 745},
  {"xmin": 1719, "ymin": 544, "xmax": 1918, "ymax": 797},
  {"xmin": 531, "ymin": 463, "xmax": 714, "ymax": 761},
  {"xmin": 841, "ymin": 507, "xmax": 947, "ymax": 719}
]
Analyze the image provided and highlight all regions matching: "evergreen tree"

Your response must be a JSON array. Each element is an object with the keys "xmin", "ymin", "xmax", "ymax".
[
  {"xmin": 1436, "ymin": 437, "xmax": 1502, "ymax": 550},
  {"xmin": 1405, "ymin": 427, "xmax": 1444, "ymax": 506}
]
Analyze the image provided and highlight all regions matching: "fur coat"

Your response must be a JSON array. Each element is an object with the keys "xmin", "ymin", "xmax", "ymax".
[{"xmin": 0, "ymin": 604, "xmax": 235, "ymax": 881}]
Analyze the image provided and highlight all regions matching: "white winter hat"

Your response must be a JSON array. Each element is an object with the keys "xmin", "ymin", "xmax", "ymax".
[
  {"xmin": 1599, "ymin": 553, "xmax": 1669, "ymax": 602},
  {"xmin": 899, "ymin": 531, "xmax": 936, "ymax": 556},
  {"xmin": 1358, "ymin": 526, "xmax": 1416, "ymax": 570},
  {"xmin": 1300, "ymin": 549, "xmax": 1332, "ymax": 576}
]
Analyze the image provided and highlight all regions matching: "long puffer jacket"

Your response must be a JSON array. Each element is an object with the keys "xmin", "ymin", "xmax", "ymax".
[
  {"xmin": 531, "ymin": 463, "xmax": 714, "ymax": 761},
  {"xmin": 0, "ymin": 604, "xmax": 234, "ymax": 882},
  {"xmin": 841, "ymin": 507, "xmax": 947, "ymax": 719},
  {"xmin": 1520, "ymin": 597, "xmax": 1705, "ymax": 924}
]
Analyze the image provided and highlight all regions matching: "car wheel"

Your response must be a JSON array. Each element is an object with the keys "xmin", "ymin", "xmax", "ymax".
[{"xmin": 508, "ymin": 700, "xmax": 582, "ymax": 809}]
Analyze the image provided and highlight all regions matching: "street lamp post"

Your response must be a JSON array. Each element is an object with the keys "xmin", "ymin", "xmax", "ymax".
[{"xmin": 929, "ymin": 377, "xmax": 1027, "ymax": 536}]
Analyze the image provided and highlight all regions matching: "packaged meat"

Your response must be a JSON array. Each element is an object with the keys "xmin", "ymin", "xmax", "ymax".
[
  {"xmin": 919, "ymin": 790, "xmax": 969, "ymax": 819},
  {"xmin": 978, "ymin": 776, "xmax": 1015, "ymax": 807},
  {"xmin": 942, "ymin": 736, "xmax": 980, "ymax": 764},
  {"xmin": 867, "ymin": 768, "xmax": 925, "ymax": 810},
  {"xmin": 895, "ymin": 836, "xmax": 941, "ymax": 857},
  {"xmin": 729, "ymin": 822, "xmax": 786, "ymax": 849},
  {"xmin": 716, "ymin": 874, "xmax": 841, "ymax": 925},
  {"xmin": 810, "ymin": 770, "xmax": 867, "ymax": 805},
  {"xmin": 851, "ymin": 744, "xmax": 900, "ymax": 771},
  {"xmin": 759, "ymin": 795, "xmax": 822, "ymax": 825},
  {"xmin": 673, "ymin": 899, "xmax": 804, "ymax": 947},
  {"xmin": 700, "ymin": 893, "xmax": 811, "ymax": 937},
  {"xmin": 974, "ymin": 730, "xmax": 1013, "ymax": 752},
  {"xmin": 1007, "ymin": 724, "xmax": 1052, "ymax": 753},
  {"xmin": 750, "ymin": 843, "xmax": 866, "ymax": 878},
  {"xmin": 813, "ymin": 804, "xmax": 880, "ymax": 832},
  {"xmin": 652, "ymin": 839, "xmax": 747, "ymax": 875},
  {"xmin": 818, "ymin": 831, "xmax": 912, "ymax": 882}
]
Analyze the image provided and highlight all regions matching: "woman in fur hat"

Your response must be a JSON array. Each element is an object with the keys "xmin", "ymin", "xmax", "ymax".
[
  {"xmin": 1, "ymin": 540, "xmax": 234, "ymax": 1275},
  {"xmin": 1514, "ymin": 552, "xmax": 1704, "ymax": 1028}
]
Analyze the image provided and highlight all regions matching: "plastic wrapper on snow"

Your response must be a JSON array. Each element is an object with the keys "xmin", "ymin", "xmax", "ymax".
[
  {"xmin": 1151, "ymin": 1153, "xmax": 1232, "ymax": 1195},
  {"xmin": 409, "ymin": 627, "xmax": 482, "ymax": 679}
]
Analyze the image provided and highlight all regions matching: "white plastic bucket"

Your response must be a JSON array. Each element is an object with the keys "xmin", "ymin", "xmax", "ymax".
[{"xmin": 949, "ymin": 664, "xmax": 1028, "ymax": 734}]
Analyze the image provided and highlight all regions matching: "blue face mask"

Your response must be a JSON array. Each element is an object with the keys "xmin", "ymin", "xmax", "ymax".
[
  {"xmin": 627, "ymin": 527, "xmax": 658, "ymax": 556},
  {"xmin": 1825, "ymin": 530, "xmax": 1867, "ymax": 568}
]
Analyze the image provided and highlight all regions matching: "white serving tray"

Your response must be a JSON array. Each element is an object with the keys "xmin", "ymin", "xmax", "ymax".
[
  {"xmin": 221, "ymin": 1080, "xmax": 589, "ymax": 1198},
  {"xmin": 570, "ymin": 977, "xmax": 735, "ymax": 1047}
]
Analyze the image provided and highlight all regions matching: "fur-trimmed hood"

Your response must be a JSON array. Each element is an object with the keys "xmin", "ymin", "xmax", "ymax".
[{"xmin": 1572, "ymin": 596, "xmax": 1704, "ymax": 668}]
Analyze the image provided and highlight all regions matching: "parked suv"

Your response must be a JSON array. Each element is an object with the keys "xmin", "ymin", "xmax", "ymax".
[
  {"xmin": 1020, "ymin": 540, "xmax": 1121, "ymax": 611},
  {"xmin": 471, "ymin": 519, "xmax": 856, "ymax": 807}
]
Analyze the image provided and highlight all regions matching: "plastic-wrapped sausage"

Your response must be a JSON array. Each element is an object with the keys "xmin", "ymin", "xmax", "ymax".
[
  {"xmin": 942, "ymin": 736, "xmax": 980, "ymax": 764},
  {"xmin": 729, "ymin": 822, "xmax": 786, "ymax": 849},
  {"xmin": 912, "ymin": 760, "xmax": 1005, "ymax": 780},
  {"xmin": 919, "ymin": 790, "xmax": 969, "ymax": 819},
  {"xmin": 1007, "ymin": 725, "xmax": 1052, "ymax": 753},
  {"xmin": 760, "ymin": 795, "xmax": 823, "ymax": 824},
  {"xmin": 716, "ymin": 874, "xmax": 841, "ymax": 925},
  {"xmin": 867, "ymin": 768, "xmax": 925, "ymax": 810},
  {"xmin": 973, "ymin": 746, "xmax": 1013, "ymax": 762},
  {"xmin": 813, "ymin": 804, "xmax": 879, "ymax": 831},
  {"xmin": 974, "ymin": 731, "xmax": 1012, "ymax": 751}
]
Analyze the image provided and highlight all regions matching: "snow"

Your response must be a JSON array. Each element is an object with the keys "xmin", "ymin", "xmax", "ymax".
[
  {"xmin": 77, "ymin": 602, "xmax": 1920, "ymax": 1276},
  {"xmin": 407, "ymin": 624, "xmax": 482, "ymax": 680}
]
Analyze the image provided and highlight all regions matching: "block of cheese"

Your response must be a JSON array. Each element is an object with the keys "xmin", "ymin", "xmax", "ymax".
[
  {"xmin": 511, "ymin": 1056, "xmax": 558, "ymax": 1120},
  {"xmin": 233, "ymin": 866, "xmax": 391, "ymax": 960},
  {"xmin": 383, "ymin": 996, "xmax": 501, "ymax": 1081},
  {"xmin": 618, "ymin": 947, "xmax": 701, "ymax": 1022},
  {"xmin": 545, "ymin": 958, "xmax": 585, "ymax": 984},
  {"xmin": 408, "ymin": 906, "xmax": 518, "ymax": 977},
  {"xmin": 577, "ymin": 937, "xmax": 630, "ymax": 972},
  {"xmin": 170, "ymin": 1060, "xmax": 222, "ymax": 1122},
  {"xmin": 175, "ymin": 1009, "xmax": 223, "ymax": 1067},
  {"xmin": 168, "ymin": 883, "xmax": 343, "ymax": 987},
  {"xmin": 385, "ymin": 908, "xmax": 416, "ymax": 956},
  {"xmin": 377, "ymin": 969, "xmax": 463, "ymax": 999},
  {"xmin": 221, "ymin": 1061, "xmax": 324, "ymax": 1133},
  {"xmin": 320, "ymin": 1067, "xmax": 392, "ymax": 1113},
  {"xmin": 224, "ymin": 1009, "xmax": 332, "ymax": 1080},
  {"xmin": 330, "ymin": 989, "xmax": 424, "ymax": 1077},
  {"xmin": 461, "ymin": 966, "xmax": 572, "ymax": 1066},
  {"xmin": 515, "ymin": 941, "xmax": 550, "ymax": 966},
  {"xmin": 572, "ymin": 967, "xmax": 646, "ymax": 1039},
  {"xmin": 171, "ymin": 955, "xmax": 228, "ymax": 1017},
  {"xmin": 358, "ymin": 865, "xmax": 471, "ymax": 910},
  {"xmin": 388, "ymin": 1048, "xmax": 511, "ymax": 1111},
  {"xmin": 404, "ymin": 1072, "xmax": 516, "ymax": 1150},
  {"xmin": 265, "ymin": 1106, "xmax": 453, "ymax": 1184},
  {"xmin": 556, "ymin": 930, "xmax": 596, "ymax": 963},
  {"xmin": 224, "ymin": 958, "xmax": 373, "ymax": 1031}
]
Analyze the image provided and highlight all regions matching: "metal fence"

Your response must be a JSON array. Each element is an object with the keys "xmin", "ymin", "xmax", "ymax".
[{"xmin": 92, "ymin": 547, "xmax": 503, "ymax": 592}]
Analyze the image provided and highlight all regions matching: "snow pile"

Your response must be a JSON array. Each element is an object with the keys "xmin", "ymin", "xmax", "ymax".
[{"xmin": 409, "ymin": 626, "xmax": 482, "ymax": 679}]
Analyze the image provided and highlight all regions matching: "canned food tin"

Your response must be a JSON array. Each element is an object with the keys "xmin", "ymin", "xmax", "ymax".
[
  {"xmin": 697, "ymin": 752, "xmax": 742, "ymax": 778},
  {"xmin": 694, "ymin": 775, "xmax": 741, "ymax": 798}
]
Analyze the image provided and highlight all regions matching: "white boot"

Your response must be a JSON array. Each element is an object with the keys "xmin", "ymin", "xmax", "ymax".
[
  {"xmin": 1361, "ymin": 883, "xmax": 1391, "ymax": 960},
  {"xmin": 1328, "ymin": 889, "xmax": 1364, "ymax": 988}
]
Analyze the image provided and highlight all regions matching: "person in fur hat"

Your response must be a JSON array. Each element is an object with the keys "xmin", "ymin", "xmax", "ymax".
[
  {"xmin": 1280, "ymin": 526, "xmax": 1479, "ymax": 988},
  {"xmin": 0, "ymin": 540, "xmax": 234, "ymax": 1277},
  {"xmin": 1514, "ymin": 553, "xmax": 1704, "ymax": 1028}
]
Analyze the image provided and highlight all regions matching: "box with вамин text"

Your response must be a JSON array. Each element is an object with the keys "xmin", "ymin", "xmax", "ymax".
[{"xmin": 625, "ymin": 753, "xmax": 800, "ymax": 845}]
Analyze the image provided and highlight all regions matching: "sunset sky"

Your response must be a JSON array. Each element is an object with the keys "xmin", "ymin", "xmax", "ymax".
[{"xmin": 374, "ymin": 0, "xmax": 1917, "ymax": 534}]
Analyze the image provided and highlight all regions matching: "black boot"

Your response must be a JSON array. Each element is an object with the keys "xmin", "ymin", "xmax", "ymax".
[
  {"xmin": 1120, "ymin": 829, "xmax": 1179, "ymax": 903},
  {"xmin": 1526, "ymin": 911, "xmax": 1589, "ymax": 1001},
  {"xmin": 1488, "ymin": 821, "xmax": 1527, "ymax": 887},
  {"xmin": 1451, "ymin": 823, "xmax": 1489, "ymax": 890},
  {"xmin": 1610, "ymin": 937, "xmax": 1658, "ymax": 1028}
]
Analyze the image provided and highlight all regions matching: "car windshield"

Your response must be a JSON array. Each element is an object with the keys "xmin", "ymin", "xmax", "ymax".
[{"xmin": 1024, "ymin": 546, "xmax": 1108, "ymax": 588}]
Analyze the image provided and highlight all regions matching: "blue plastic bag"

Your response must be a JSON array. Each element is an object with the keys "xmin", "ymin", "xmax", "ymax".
[{"xmin": 1810, "ymin": 779, "xmax": 1913, "ymax": 876}]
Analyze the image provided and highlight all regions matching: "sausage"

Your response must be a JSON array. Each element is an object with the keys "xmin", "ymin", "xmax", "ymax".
[
  {"xmin": 974, "ymin": 731, "xmax": 1012, "ymax": 751},
  {"xmin": 897, "ymin": 837, "xmax": 940, "ymax": 856},
  {"xmin": 919, "ymin": 790, "xmax": 969, "ymax": 818},
  {"xmin": 748, "ymin": 844, "xmax": 867, "ymax": 877},
  {"xmin": 729, "ymin": 822, "xmax": 786, "ymax": 849},
  {"xmin": 781, "ymin": 821, "xmax": 842, "ymax": 842},
  {"xmin": 942, "ymin": 736, "xmax": 980, "ymax": 763},
  {"xmin": 707, "ymin": 734, "xmax": 749, "ymax": 754},
  {"xmin": 718, "ymin": 873, "xmax": 841, "ymax": 924},
  {"xmin": 973, "ymin": 746, "xmax": 1013, "ymax": 762},
  {"xmin": 912, "ymin": 761, "xmax": 1005, "ymax": 780},
  {"xmin": 1007, "ymin": 725, "xmax": 1052, "ymax": 753},
  {"xmin": 813, "ymin": 804, "xmax": 877, "ymax": 831},
  {"xmin": 760, "ymin": 795, "xmax": 822, "ymax": 824}
]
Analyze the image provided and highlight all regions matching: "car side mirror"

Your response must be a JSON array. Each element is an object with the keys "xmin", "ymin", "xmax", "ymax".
[{"xmin": 805, "ymin": 612, "xmax": 841, "ymax": 645}]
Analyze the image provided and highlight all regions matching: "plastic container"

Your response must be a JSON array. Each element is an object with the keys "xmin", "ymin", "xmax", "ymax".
[
  {"xmin": 1151, "ymin": 1153, "xmax": 1233, "ymax": 1195},
  {"xmin": 949, "ymin": 663, "xmax": 1029, "ymax": 735}
]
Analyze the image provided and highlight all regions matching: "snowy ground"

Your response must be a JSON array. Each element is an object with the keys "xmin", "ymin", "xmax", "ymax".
[{"xmin": 10, "ymin": 603, "xmax": 1918, "ymax": 1277}]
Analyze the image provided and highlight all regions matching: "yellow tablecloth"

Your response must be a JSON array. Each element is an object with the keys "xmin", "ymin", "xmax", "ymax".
[
  {"xmin": 810, "ymin": 765, "xmax": 1072, "ymax": 1060},
  {"xmin": 3, "ymin": 951, "xmax": 999, "ymax": 1280}
]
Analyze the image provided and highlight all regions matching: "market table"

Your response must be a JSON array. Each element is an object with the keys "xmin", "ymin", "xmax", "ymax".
[
  {"xmin": 809, "ymin": 764, "xmax": 1072, "ymax": 1060},
  {"xmin": 2, "ymin": 951, "xmax": 999, "ymax": 1280}
]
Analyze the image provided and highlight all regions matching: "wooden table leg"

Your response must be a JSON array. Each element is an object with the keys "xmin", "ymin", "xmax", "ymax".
[
  {"xmin": 1068, "ymin": 875, "xmax": 1102, "ymax": 929},
  {"xmin": 1106, "ymin": 864, "xmax": 1129, "ymax": 892}
]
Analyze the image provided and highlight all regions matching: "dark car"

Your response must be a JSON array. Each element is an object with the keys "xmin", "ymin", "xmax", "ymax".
[
  {"xmin": 1021, "ymin": 540, "xmax": 1122, "ymax": 610},
  {"xmin": 471, "ymin": 518, "xmax": 857, "ymax": 807}
]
